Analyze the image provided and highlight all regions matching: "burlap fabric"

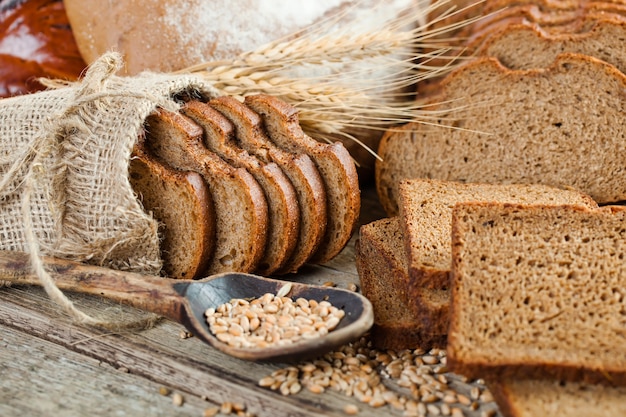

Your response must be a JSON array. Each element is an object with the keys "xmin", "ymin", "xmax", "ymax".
[{"xmin": 0, "ymin": 53, "xmax": 218, "ymax": 326}]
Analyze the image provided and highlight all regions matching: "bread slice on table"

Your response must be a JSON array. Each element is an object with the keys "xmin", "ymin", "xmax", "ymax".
[
  {"xmin": 181, "ymin": 101, "xmax": 298, "ymax": 276},
  {"xmin": 143, "ymin": 108, "xmax": 268, "ymax": 274},
  {"xmin": 474, "ymin": 17, "xmax": 626, "ymax": 72},
  {"xmin": 244, "ymin": 94, "xmax": 360, "ymax": 264},
  {"xmin": 355, "ymin": 217, "xmax": 448, "ymax": 350},
  {"xmin": 398, "ymin": 179, "xmax": 598, "ymax": 291},
  {"xmin": 447, "ymin": 202, "xmax": 626, "ymax": 385},
  {"xmin": 376, "ymin": 53, "xmax": 626, "ymax": 215},
  {"xmin": 487, "ymin": 377, "xmax": 626, "ymax": 417},
  {"xmin": 129, "ymin": 142, "xmax": 215, "ymax": 279}
]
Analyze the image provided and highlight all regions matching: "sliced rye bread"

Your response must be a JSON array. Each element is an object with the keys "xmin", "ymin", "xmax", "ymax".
[
  {"xmin": 376, "ymin": 53, "xmax": 626, "ymax": 215},
  {"xmin": 181, "ymin": 101, "xmax": 299, "ymax": 276},
  {"xmin": 205, "ymin": 96, "xmax": 327, "ymax": 273},
  {"xmin": 487, "ymin": 377, "xmax": 626, "ymax": 417},
  {"xmin": 143, "ymin": 108, "xmax": 268, "ymax": 274},
  {"xmin": 129, "ymin": 142, "xmax": 215, "ymax": 279},
  {"xmin": 355, "ymin": 217, "xmax": 448, "ymax": 350},
  {"xmin": 244, "ymin": 94, "xmax": 360, "ymax": 264},
  {"xmin": 473, "ymin": 17, "xmax": 626, "ymax": 72},
  {"xmin": 398, "ymin": 179, "xmax": 598, "ymax": 291},
  {"xmin": 470, "ymin": 1, "xmax": 626, "ymax": 34},
  {"xmin": 447, "ymin": 202, "xmax": 626, "ymax": 385}
]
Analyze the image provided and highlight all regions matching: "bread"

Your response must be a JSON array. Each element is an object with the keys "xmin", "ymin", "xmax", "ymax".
[
  {"xmin": 488, "ymin": 377, "xmax": 626, "ymax": 417},
  {"xmin": 355, "ymin": 217, "xmax": 448, "ymax": 350},
  {"xmin": 129, "ymin": 143, "xmax": 215, "ymax": 279},
  {"xmin": 398, "ymin": 179, "xmax": 598, "ymax": 291},
  {"xmin": 0, "ymin": 0, "xmax": 86, "ymax": 97},
  {"xmin": 376, "ymin": 53, "xmax": 626, "ymax": 215},
  {"xmin": 63, "ymin": 0, "xmax": 413, "ymax": 75},
  {"xmin": 204, "ymin": 96, "xmax": 328, "ymax": 273},
  {"xmin": 245, "ymin": 94, "xmax": 360, "ymax": 264},
  {"xmin": 143, "ymin": 108, "xmax": 268, "ymax": 274},
  {"xmin": 447, "ymin": 202, "xmax": 626, "ymax": 385},
  {"xmin": 473, "ymin": 17, "xmax": 626, "ymax": 72},
  {"xmin": 181, "ymin": 100, "xmax": 299, "ymax": 275}
]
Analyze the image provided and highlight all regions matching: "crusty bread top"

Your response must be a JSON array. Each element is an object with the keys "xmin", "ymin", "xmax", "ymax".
[
  {"xmin": 377, "ymin": 53, "xmax": 626, "ymax": 214},
  {"xmin": 245, "ymin": 94, "xmax": 360, "ymax": 264},
  {"xmin": 130, "ymin": 142, "xmax": 215, "ymax": 279},
  {"xmin": 398, "ymin": 179, "xmax": 598, "ymax": 290},
  {"xmin": 181, "ymin": 101, "xmax": 299, "ymax": 276},
  {"xmin": 144, "ymin": 108, "xmax": 268, "ymax": 274},
  {"xmin": 489, "ymin": 377, "xmax": 626, "ymax": 417},
  {"xmin": 447, "ymin": 202, "xmax": 626, "ymax": 384}
]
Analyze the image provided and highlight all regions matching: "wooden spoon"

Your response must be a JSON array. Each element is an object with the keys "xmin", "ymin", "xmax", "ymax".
[{"xmin": 0, "ymin": 250, "xmax": 373, "ymax": 362}]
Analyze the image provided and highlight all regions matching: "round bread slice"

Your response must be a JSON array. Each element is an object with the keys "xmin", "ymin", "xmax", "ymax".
[
  {"xmin": 243, "ymin": 94, "xmax": 360, "ymax": 264},
  {"xmin": 208, "ymin": 96, "xmax": 329, "ymax": 271},
  {"xmin": 144, "ymin": 108, "xmax": 268, "ymax": 274},
  {"xmin": 181, "ymin": 101, "xmax": 299, "ymax": 276},
  {"xmin": 129, "ymin": 143, "xmax": 215, "ymax": 279}
]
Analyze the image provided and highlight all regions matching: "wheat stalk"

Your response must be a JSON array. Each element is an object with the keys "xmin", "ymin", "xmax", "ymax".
[{"xmin": 178, "ymin": 0, "xmax": 482, "ymax": 156}]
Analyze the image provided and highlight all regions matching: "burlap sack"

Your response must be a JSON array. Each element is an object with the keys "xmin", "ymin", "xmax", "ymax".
[{"xmin": 0, "ymin": 52, "xmax": 218, "ymax": 274}]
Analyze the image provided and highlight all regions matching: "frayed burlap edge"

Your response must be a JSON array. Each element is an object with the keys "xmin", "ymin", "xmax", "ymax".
[{"xmin": 0, "ymin": 52, "xmax": 219, "ymax": 330}]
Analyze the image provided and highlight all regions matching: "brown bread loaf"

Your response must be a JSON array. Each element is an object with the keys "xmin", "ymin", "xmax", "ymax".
[
  {"xmin": 143, "ymin": 108, "xmax": 268, "ymax": 274},
  {"xmin": 448, "ymin": 202, "xmax": 626, "ymax": 385},
  {"xmin": 245, "ymin": 94, "xmax": 360, "ymax": 264},
  {"xmin": 129, "ymin": 143, "xmax": 215, "ymax": 279},
  {"xmin": 377, "ymin": 53, "xmax": 626, "ymax": 215},
  {"xmin": 181, "ymin": 101, "xmax": 299, "ymax": 276}
]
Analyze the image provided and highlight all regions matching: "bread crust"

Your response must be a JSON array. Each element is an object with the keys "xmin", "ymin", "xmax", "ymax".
[
  {"xmin": 144, "ymin": 108, "xmax": 268, "ymax": 274},
  {"xmin": 244, "ymin": 94, "xmax": 360, "ymax": 264},
  {"xmin": 130, "ymin": 143, "xmax": 215, "ymax": 279},
  {"xmin": 182, "ymin": 101, "xmax": 299, "ymax": 275}
]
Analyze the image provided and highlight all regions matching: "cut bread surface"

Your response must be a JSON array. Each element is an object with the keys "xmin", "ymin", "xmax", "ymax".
[
  {"xmin": 398, "ymin": 179, "xmax": 598, "ymax": 291},
  {"xmin": 129, "ymin": 143, "xmax": 215, "ymax": 279},
  {"xmin": 245, "ymin": 94, "xmax": 360, "ymax": 264},
  {"xmin": 182, "ymin": 101, "xmax": 299, "ymax": 275},
  {"xmin": 144, "ymin": 108, "xmax": 268, "ymax": 274},
  {"xmin": 377, "ymin": 53, "xmax": 626, "ymax": 214},
  {"xmin": 448, "ymin": 203, "xmax": 626, "ymax": 384}
]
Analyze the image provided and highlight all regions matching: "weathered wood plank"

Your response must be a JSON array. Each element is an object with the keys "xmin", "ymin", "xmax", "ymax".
[{"xmin": 0, "ymin": 324, "xmax": 212, "ymax": 417}]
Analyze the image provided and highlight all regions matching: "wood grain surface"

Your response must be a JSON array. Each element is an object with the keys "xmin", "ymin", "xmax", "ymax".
[{"xmin": 0, "ymin": 186, "xmax": 501, "ymax": 417}]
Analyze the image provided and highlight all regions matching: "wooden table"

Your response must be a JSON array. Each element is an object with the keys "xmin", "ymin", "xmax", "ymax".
[{"xmin": 0, "ymin": 185, "xmax": 501, "ymax": 417}]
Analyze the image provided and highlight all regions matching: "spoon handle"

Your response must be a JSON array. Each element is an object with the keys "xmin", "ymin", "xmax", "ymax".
[{"xmin": 0, "ymin": 250, "xmax": 187, "ymax": 321}]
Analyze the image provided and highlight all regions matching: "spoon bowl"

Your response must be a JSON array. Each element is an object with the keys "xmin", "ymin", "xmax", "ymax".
[{"xmin": 0, "ymin": 250, "xmax": 373, "ymax": 362}]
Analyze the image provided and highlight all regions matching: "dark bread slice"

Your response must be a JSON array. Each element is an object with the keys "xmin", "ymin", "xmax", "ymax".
[
  {"xmin": 181, "ymin": 101, "xmax": 299, "ymax": 276},
  {"xmin": 398, "ymin": 179, "xmax": 599, "ymax": 291},
  {"xmin": 474, "ymin": 17, "xmax": 626, "ymax": 72},
  {"xmin": 144, "ymin": 108, "xmax": 268, "ymax": 274},
  {"xmin": 377, "ymin": 53, "xmax": 626, "ymax": 215},
  {"xmin": 448, "ymin": 202, "xmax": 626, "ymax": 384},
  {"xmin": 355, "ymin": 217, "xmax": 448, "ymax": 350},
  {"xmin": 487, "ymin": 377, "xmax": 626, "ymax": 417},
  {"xmin": 129, "ymin": 143, "xmax": 214, "ymax": 279},
  {"xmin": 207, "ymin": 96, "xmax": 328, "ymax": 271},
  {"xmin": 244, "ymin": 94, "xmax": 360, "ymax": 264}
]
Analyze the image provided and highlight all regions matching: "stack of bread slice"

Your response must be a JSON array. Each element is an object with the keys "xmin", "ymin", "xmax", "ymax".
[
  {"xmin": 130, "ymin": 94, "xmax": 360, "ymax": 279},
  {"xmin": 370, "ymin": 0, "xmax": 626, "ymax": 413},
  {"xmin": 355, "ymin": 178, "xmax": 597, "ymax": 350}
]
